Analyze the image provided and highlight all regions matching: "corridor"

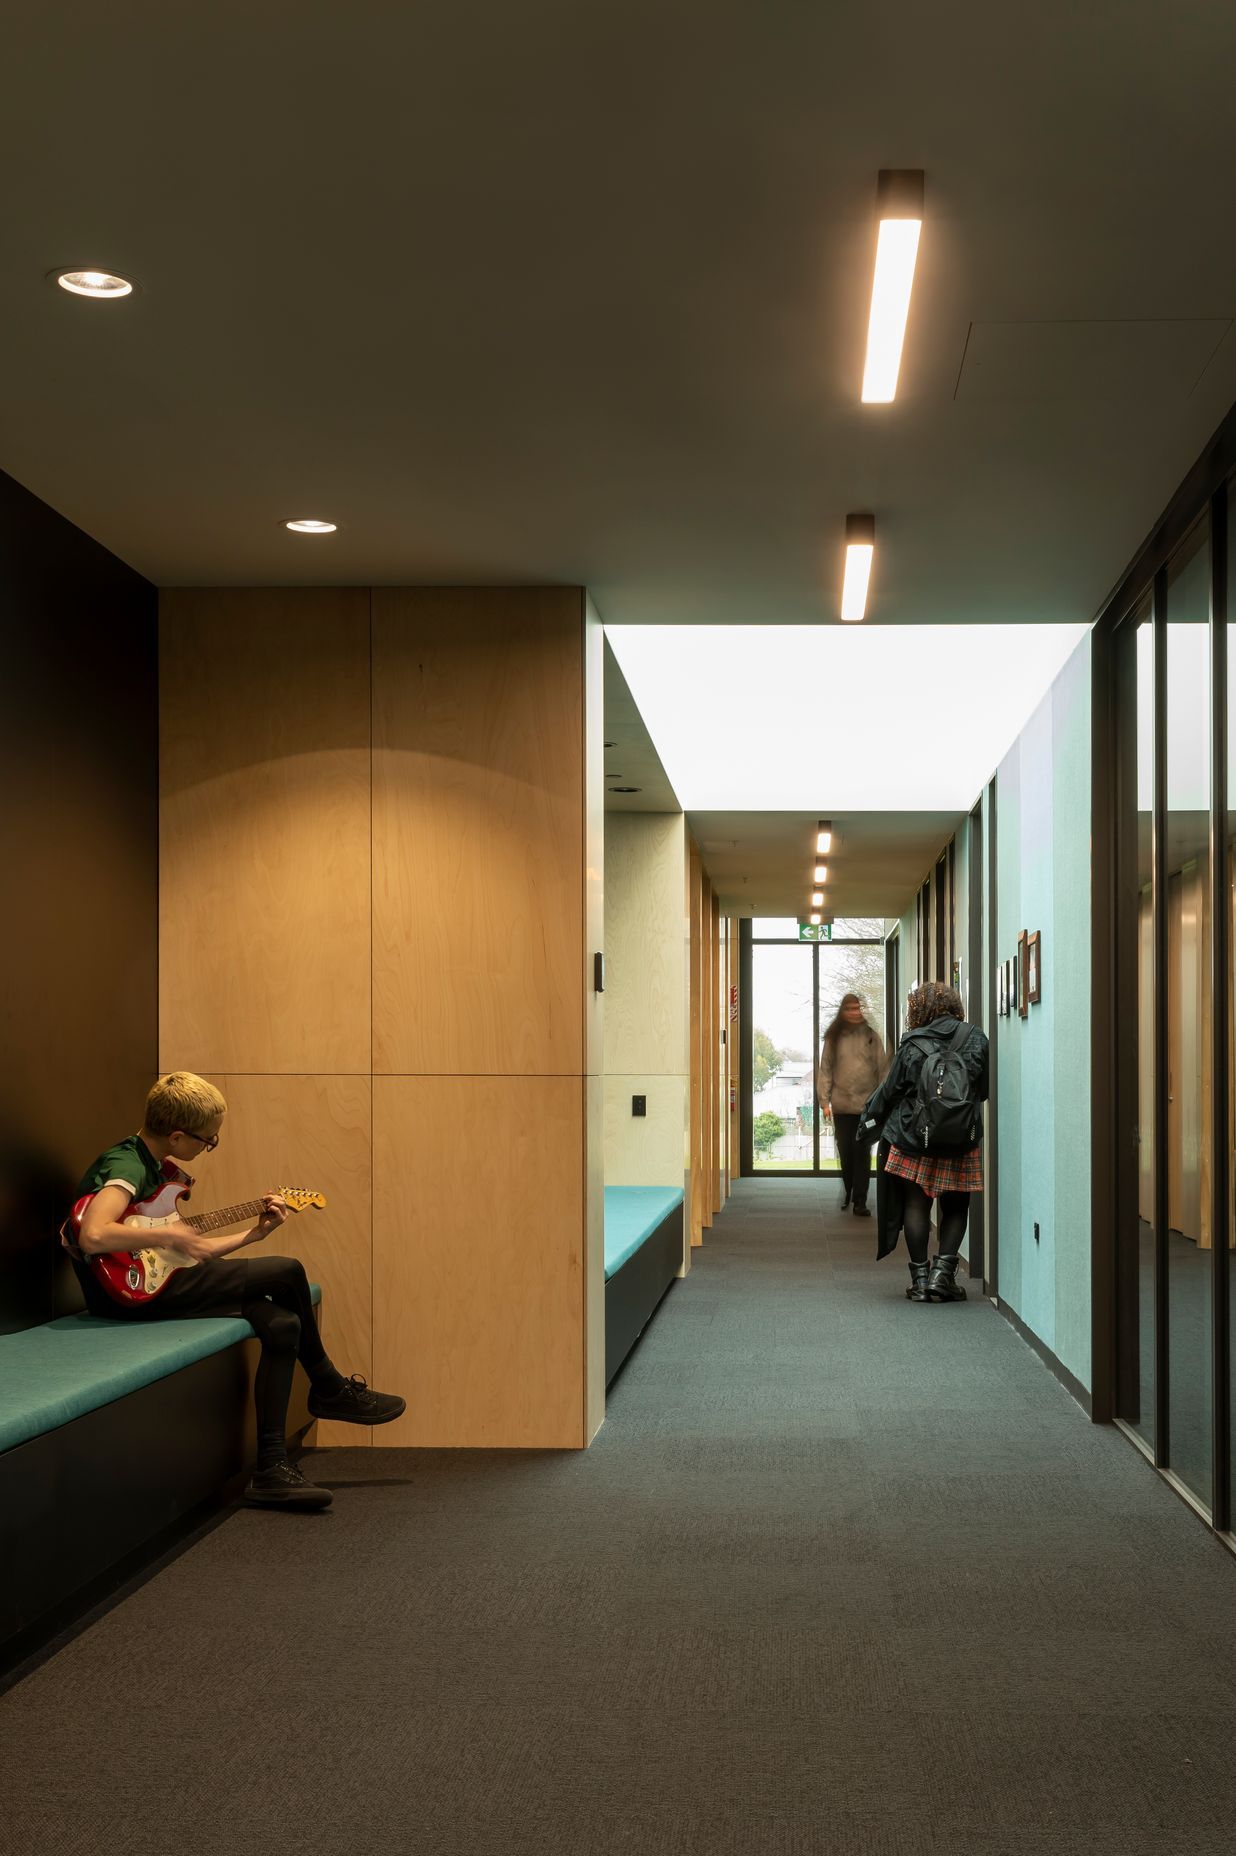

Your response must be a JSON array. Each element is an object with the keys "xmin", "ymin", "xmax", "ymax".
[{"xmin": 7, "ymin": 1180, "xmax": 1236, "ymax": 1853}]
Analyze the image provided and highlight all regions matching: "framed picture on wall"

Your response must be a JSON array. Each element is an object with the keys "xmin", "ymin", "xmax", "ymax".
[
  {"xmin": 1005, "ymin": 958, "xmax": 1015, "ymax": 1019},
  {"xmin": 1017, "ymin": 931, "xmax": 1030, "ymax": 1018},
  {"xmin": 1027, "ymin": 930, "xmax": 1042, "ymax": 1005},
  {"xmin": 997, "ymin": 961, "xmax": 1007, "ymax": 1017}
]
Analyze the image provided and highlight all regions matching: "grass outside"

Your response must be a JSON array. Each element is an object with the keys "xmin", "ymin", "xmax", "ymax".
[{"xmin": 753, "ymin": 1158, "xmax": 842, "ymax": 1173}]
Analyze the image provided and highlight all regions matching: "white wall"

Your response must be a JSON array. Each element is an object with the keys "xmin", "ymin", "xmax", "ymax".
[{"xmin": 604, "ymin": 814, "xmax": 690, "ymax": 1213}]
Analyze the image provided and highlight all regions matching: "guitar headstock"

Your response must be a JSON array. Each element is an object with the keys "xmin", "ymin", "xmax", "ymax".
[{"xmin": 279, "ymin": 1188, "xmax": 327, "ymax": 1215}]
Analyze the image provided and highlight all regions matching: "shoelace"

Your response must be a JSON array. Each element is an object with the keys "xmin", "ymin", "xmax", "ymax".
[{"xmin": 342, "ymin": 1373, "xmax": 372, "ymax": 1401}]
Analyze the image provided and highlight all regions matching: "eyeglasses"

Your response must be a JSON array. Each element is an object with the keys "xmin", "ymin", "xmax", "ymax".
[{"xmin": 179, "ymin": 1129, "xmax": 220, "ymax": 1153}]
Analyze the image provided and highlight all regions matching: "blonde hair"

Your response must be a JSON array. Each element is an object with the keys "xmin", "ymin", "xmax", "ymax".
[{"xmin": 145, "ymin": 1072, "xmax": 228, "ymax": 1137}]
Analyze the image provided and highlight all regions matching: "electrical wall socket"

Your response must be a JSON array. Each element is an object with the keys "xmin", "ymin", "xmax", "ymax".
[{"xmin": 632, "ymin": 1095, "xmax": 646, "ymax": 1117}]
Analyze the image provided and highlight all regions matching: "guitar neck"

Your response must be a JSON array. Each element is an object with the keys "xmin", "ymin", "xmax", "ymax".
[{"xmin": 183, "ymin": 1200, "xmax": 266, "ymax": 1234}]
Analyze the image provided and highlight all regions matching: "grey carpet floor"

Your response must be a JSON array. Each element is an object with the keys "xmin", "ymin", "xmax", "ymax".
[{"xmin": 7, "ymin": 1178, "xmax": 1236, "ymax": 1854}]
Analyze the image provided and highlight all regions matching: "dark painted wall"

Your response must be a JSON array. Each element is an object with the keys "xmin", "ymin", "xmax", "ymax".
[{"xmin": 0, "ymin": 470, "xmax": 157, "ymax": 1332}]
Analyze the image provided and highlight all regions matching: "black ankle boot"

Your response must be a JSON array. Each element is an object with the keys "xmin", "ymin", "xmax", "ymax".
[
  {"xmin": 905, "ymin": 1261, "xmax": 931, "ymax": 1302},
  {"xmin": 926, "ymin": 1254, "xmax": 967, "ymax": 1302}
]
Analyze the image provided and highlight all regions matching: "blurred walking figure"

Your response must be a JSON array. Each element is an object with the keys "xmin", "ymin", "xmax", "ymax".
[{"xmin": 818, "ymin": 992, "xmax": 887, "ymax": 1217}]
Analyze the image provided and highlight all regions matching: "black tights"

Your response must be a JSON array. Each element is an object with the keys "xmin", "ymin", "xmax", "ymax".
[
  {"xmin": 240, "ymin": 1260, "xmax": 341, "ymax": 1466},
  {"xmin": 902, "ymin": 1184, "xmax": 969, "ymax": 1264}
]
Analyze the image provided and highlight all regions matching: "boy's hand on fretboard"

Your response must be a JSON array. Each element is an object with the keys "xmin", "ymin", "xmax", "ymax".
[{"xmin": 248, "ymin": 1194, "xmax": 288, "ymax": 1243}]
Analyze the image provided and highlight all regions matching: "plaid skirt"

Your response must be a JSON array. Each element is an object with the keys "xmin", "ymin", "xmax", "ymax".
[{"xmin": 884, "ymin": 1144, "xmax": 983, "ymax": 1197}]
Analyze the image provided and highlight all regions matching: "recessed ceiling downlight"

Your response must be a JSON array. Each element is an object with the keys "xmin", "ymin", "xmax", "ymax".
[
  {"xmin": 55, "ymin": 269, "xmax": 134, "ymax": 299},
  {"xmin": 284, "ymin": 519, "xmax": 338, "ymax": 534}
]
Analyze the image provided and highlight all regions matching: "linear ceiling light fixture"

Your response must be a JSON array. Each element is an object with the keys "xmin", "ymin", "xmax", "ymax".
[
  {"xmin": 813, "ymin": 864, "xmax": 829, "ymax": 885},
  {"xmin": 284, "ymin": 518, "xmax": 338, "ymax": 534},
  {"xmin": 861, "ymin": 168, "xmax": 924, "ymax": 404},
  {"xmin": 816, "ymin": 821, "xmax": 832, "ymax": 855},
  {"xmin": 809, "ymin": 913, "xmax": 822, "ymax": 926},
  {"xmin": 53, "ymin": 268, "xmax": 134, "ymax": 299},
  {"xmin": 811, "ymin": 889, "xmax": 825, "ymax": 907},
  {"xmin": 841, "ymin": 514, "xmax": 874, "ymax": 622}
]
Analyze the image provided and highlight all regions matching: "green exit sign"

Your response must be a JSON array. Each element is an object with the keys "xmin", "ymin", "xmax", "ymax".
[{"xmin": 798, "ymin": 922, "xmax": 833, "ymax": 941}]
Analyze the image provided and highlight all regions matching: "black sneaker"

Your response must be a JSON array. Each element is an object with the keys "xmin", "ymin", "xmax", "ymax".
[
  {"xmin": 308, "ymin": 1373, "xmax": 406, "ymax": 1426},
  {"xmin": 244, "ymin": 1459, "xmax": 332, "ymax": 1510},
  {"xmin": 852, "ymin": 1203, "xmax": 871, "ymax": 1217}
]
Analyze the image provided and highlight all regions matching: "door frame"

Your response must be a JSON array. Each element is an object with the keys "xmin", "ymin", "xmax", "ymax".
[{"xmin": 740, "ymin": 917, "xmax": 889, "ymax": 1178}]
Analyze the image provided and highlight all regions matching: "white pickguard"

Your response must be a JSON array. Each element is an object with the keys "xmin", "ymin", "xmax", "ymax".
[{"xmin": 125, "ymin": 1177, "xmax": 200, "ymax": 1292}]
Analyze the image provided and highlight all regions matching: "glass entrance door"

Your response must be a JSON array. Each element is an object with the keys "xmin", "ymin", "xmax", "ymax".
[{"xmin": 748, "ymin": 918, "xmax": 887, "ymax": 1175}]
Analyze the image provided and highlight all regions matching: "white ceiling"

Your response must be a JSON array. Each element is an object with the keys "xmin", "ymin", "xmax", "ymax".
[{"xmin": 1, "ymin": 2, "xmax": 1235, "ymax": 625}]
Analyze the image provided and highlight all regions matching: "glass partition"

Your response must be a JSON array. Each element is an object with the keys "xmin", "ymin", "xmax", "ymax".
[
  {"xmin": 1116, "ymin": 599, "xmax": 1156, "ymax": 1453},
  {"xmin": 1165, "ymin": 518, "xmax": 1212, "ymax": 1509}
]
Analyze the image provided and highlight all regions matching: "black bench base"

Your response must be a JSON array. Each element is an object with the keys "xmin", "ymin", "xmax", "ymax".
[
  {"xmin": 604, "ymin": 1204, "xmax": 683, "ymax": 1387},
  {"xmin": 0, "ymin": 1336, "xmax": 313, "ymax": 1670}
]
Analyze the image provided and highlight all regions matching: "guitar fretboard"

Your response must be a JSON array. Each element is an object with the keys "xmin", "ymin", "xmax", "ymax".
[{"xmin": 185, "ymin": 1200, "xmax": 267, "ymax": 1234}]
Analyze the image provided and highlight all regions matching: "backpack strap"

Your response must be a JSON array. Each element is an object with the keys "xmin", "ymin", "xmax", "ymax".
[{"xmin": 950, "ymin": 1021, "xmax": 982, "ymax": 1061}]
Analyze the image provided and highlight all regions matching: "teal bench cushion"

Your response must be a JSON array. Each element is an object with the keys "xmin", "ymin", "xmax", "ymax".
[
  {"xmin": 604, "ymin": 1187, "xmax": 684, "ymax": 1280},
  {"xmin": 0, "ymin": 1284, "xmax": 322, "ymax": 1455}
]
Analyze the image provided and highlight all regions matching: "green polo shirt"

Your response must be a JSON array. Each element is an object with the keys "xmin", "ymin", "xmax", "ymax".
[{"xmin": 76, "ymin": 1134, "xmax": 166, "ymax": 1206}]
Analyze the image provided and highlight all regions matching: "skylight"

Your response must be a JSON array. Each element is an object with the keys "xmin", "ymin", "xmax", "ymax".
[{"xmin": 606, "ymin": 624, "xmax": 1091, "ymax": 810}]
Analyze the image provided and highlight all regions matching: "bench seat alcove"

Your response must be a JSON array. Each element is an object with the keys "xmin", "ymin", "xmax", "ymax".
[
  {"xmin": 0, "ymin": 1286, "xmax": 321, "ymax": 1665},
  {"xmin": 603, "ymin": 1187, "xmax": 683, "ymax": 1387}
]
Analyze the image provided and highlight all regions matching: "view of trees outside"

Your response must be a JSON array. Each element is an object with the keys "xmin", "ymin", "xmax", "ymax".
[{"xmin": 750, "ymin": 924, "xmax": 889, "ymax": 1172}]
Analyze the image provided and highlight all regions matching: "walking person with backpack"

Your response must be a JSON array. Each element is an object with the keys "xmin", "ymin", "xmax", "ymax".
[{"xmin": 857, "ymin": 980, "xmax": 989, "ymax": 1303}]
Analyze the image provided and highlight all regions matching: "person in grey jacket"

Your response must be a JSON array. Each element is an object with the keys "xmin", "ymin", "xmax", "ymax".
[{"xmin": 818, "ymin": 993, "xmax": 888, "ymax": 1215}]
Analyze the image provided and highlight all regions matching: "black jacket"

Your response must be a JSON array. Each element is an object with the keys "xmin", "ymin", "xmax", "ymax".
[
  {"xmin": 859, "ymin": 1015, "xmax": 989, "ymax": 1152},
  {"xmin": 858, "ymin": 1017, "xmax": 990, "ymax": 1260}
]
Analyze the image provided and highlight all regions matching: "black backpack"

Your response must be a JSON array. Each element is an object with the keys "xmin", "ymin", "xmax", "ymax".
[{"xmin": 907, "ymin": 1022, "xmax": 982, "ymax": 1154}]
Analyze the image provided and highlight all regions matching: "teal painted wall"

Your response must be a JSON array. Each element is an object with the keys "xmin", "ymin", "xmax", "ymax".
[{"xmin": 994, "ymin": 633, "xmax": 1092, "ymax": 1389}]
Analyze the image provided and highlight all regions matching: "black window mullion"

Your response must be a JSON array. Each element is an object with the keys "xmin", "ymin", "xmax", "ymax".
[
  {"xmin": 1153, "ymin": 567, "xmax": 1169, "ymax": 1470},
  {"xmin": 812, "ymin": 942, "xmax": 821, "ymax": 1175},
  {"xmin": 1210, "ymin": 490, "xmax": 1231, "ymax": 1532},
  {"xmin": 739, "ymin": 918, "xmax": 754, "ymax": 1176}
]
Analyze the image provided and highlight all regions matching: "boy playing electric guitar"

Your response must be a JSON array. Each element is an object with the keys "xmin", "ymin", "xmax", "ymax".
[{"xmin": 65, "ymin": 1071, "xmax": 404, "ymax": 1509}]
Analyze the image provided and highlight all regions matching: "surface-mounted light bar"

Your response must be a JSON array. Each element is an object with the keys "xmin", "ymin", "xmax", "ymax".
[
  {"xmin": 814, "ymin": 863, "xmax": 829, "ymax": 885},
  {"xmin": 811, "ymin": 889, "xmax": 824, "ymax": 907},
  {"xmin": 861, "ymin": 169, "xmax": 924, "ymax": 404},
  {"xmin": 816, "ymin": 821, "xmax": 832, "ymax": 855},
  {"xmin": 809, "ymin": 913, "xmax": 822, "ymax": 926},
  {"xmin": 841, "ymin": 514, "xmax": 875, "ymax": 623}
]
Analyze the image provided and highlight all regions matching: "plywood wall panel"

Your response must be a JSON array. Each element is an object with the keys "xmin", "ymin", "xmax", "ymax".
[
  {"xmin": 372, "ymin": 588, "xmax": 586, "ymax": 1077},
  {"xmin": 160, "ymin": 584, "xmax": 601, "ymax": 1451},
  {"xmin": 372, "ymin": 1076, "xmax": 585, "ymax": 1447},
  {"xmin": 160, "ymin": 590, "xmax": 371, "ymax": 1076},
  {"xmin": 688, "ymin": 839, "xmax": 704, "ymax": 1246},
  {"xmin": 583, "ymin": 598, "xmax": 605, "ymax": 1081},
  {"xmin": 193, "ymin": 1073, "xmax": 373, "ymax": 1448}
]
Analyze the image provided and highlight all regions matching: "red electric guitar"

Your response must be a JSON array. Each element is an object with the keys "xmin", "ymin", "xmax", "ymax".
[{"xmin": 65, "ymin": 1164, "xmax": 326, "ymax": 1306}]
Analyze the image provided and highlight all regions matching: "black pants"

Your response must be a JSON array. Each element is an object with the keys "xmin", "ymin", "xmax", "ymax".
[
  {"xmin": 79, "ymin": 1255, "xmax": 335, "ymax": 1463},
  {"xmin": 834, "ymin": 1113, "xmax": 873, "ymax": 1207}
]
